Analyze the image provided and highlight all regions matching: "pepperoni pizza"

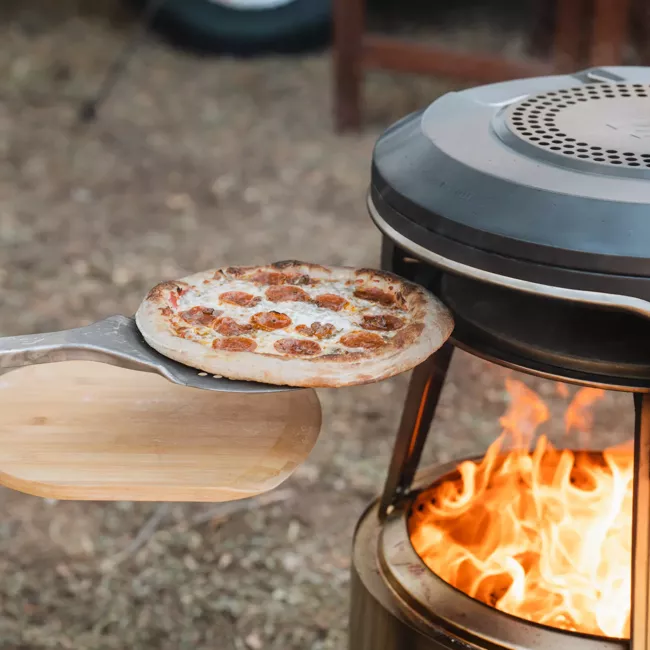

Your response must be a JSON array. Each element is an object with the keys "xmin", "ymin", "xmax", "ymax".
[{"xmin": 135, "ymin": 261, "xmax": 453, "ymax": 387}]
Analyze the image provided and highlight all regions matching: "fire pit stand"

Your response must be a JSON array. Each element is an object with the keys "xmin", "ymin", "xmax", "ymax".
[
  {"xmin": 351, "ymin": 331, "xmax": 649, "ymax": 650},
  {"xmin": 351, "ymin": 66, "xmax": 650, "ymax": 650}
]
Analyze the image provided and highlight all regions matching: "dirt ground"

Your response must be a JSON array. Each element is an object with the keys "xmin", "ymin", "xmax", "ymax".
[{"xmin": 0, "ymin": 2, "xmax": 637, "ymax": 649}]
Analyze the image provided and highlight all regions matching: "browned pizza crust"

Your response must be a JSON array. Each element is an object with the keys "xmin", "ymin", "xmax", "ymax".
[{"xmin": 135, "ymin": 261, "xmax": 454, "ymax": 387}]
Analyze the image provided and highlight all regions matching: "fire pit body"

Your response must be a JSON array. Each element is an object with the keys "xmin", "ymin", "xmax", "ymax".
[{"xmin": 351, "ymin": 67, "xmax": 650, "ymax": 650}]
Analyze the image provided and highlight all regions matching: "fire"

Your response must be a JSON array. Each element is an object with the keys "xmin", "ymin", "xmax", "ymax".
[{"xmin": 408, "ymin": 379, "xmax": 633, "ymax": 638}]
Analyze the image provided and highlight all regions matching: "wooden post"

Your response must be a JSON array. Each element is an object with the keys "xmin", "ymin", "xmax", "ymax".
[
  {"xmin": 333, "ymin": 0, "xmax": 366, "ymax": 132},
  {"xmin": 553, "ymin": 0, "xmax": 587, "ymax": 72},
  {"xmin": 589, "ymin": 0, "xmax": 630, "ymax": 66},
  {"xmin": 529, "ymin": 0, "xmax": 555, "ymax": 59}
]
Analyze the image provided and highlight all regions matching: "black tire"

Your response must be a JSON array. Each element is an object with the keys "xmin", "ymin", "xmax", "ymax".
[{"xmin": 129, "ymin": 0, "xmax": 331, "ymax": 56}]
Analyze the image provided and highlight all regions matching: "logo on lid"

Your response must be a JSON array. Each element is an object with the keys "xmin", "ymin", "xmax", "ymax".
[{"xmin": 606, "ymin": 121, "xmax": 650, "ymax": 139}]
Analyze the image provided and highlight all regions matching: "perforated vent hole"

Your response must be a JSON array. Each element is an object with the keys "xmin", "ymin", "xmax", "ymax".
[{"xmin": 508, "ymin": 83, "xmax": 650, "ymax": 168}]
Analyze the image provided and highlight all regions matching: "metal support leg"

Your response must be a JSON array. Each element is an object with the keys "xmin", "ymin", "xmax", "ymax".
[
  {"xmin": 78, "ymin": 0, "xmax": 168, "ymax": 123},
  {"xmin": 380, "ymin": 236, "xmax": 397, "ymax": 274},
  {"xmin": 632, "ymin": 393, "xmax": 650, "ymax": 650},
  {"xmin": 378, "ymin": 343, "xmax": 453, "ymax": 521}
]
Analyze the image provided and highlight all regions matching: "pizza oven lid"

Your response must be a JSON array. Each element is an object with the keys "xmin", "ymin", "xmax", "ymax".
[{"xmin": 370, "ymin": 66, "xmax": 650, "ymax": 293}]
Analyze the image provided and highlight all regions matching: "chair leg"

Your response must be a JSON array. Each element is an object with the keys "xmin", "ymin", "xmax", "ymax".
[
  {"xmin": 552, "ymin": 0, "xmax": 587, "ymax": 72},
  {"xmin": 333, "ymin": 0, "xmax": 365, "ymax": 132},
  {"xmin": 589, "ymin": 0, "xmax": 630, "ymax": 66}
]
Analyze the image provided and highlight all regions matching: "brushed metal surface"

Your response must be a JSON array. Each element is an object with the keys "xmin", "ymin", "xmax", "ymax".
[
  {"xmin": 0, "ymin": 315, "xmax": 294, "ymax": 393},
  {"xmin": 367, "ymin": 194, "xmax": 650, "ymax": 320},
  {"xmin": 350, "ymin": 465, "xmax": 626, "ymax": 650}
]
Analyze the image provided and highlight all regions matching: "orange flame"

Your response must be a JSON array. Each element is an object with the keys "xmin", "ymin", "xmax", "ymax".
[
  {"xmin": 556, "ymin": 382, "xmax": 570, "ymax": 399},
  {"xmin": 409, "ymin": 380, "xmax": 633, "ymax": 638}
]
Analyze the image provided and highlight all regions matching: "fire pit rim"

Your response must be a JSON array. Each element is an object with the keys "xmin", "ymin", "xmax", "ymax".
[
  {"xmin": 378, "ymin": 460, "xmax": 628, "ymax": 650},
  {"xmin": 449, "ymin": 336, "xmax": 650, "ymax": 394},
  {"xmin": 366, "ymin": 191, "xmax": 650, "ymax": 321}
]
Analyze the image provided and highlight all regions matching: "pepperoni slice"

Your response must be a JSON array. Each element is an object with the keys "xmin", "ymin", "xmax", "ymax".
[
  {"xmin": 340, "ymin": 331, "xmax": 386, "ymax": 350},
  {"xmin": 274, "ymin": 338, "xmax": 322, "ymax": 356},
  {"xmin": 180, "ymin": 306, "xmax": 222, "ymax": 327},
  {"xmin": 265, "ymin": 286, "xmax": 310, "ymax": 302},
  {"xmin": 251, "ymin": 311, "xmax": 292, "ymax": 331},
  {"xmin": 220, "ymin": 291, "xmax": 261, "ymax": 307},
  {"xmin": 215, "ymin": 317, "xmax": 253, "ymax": 336},
  {"xmin": 353, "ymin": 287, "xmax": 395, "ymax": 306},
  {"xmin": 285, "ymin": 273, "xmax": 311, "ymax": 286},
  {"xmin": 295, "ymin": 322, "xmax": 336, "ymax": 339},
  {"xmin": 249, "ymin": 270, "xmax": 286, "ymax": 285},
  {"xmin": 314, "ymin": 294, "xmax": 348, "ymax": 311},
  {"xmin": 361, "ymin": 314, "xmax": 404, "ymax": 331},
  {"xmin": 169, "ymin": 286, "xmax": 187, "ymax": 308},
  {"xmin": 212, "ymin": 337, "xmax": 257, "ymax": 352}
]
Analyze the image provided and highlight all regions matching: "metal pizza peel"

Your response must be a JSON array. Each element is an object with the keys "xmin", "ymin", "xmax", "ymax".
[{"xmin": 0, "ymin": 315, "xmax": 292, "ymax": 393}]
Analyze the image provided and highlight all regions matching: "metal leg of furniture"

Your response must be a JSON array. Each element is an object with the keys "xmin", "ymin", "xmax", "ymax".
[
  {"xmin": 333, "ymin": 0, "xmax": 365, "ymax": 132},
  {"xmin": 78, "ymin": 0, "xmax": 168, "ymax": 123}
]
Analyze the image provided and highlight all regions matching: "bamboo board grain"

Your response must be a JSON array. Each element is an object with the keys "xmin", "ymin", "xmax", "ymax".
[{"xmin": 0, "ymin": 361, "xmax": 322, "ymax": 502}]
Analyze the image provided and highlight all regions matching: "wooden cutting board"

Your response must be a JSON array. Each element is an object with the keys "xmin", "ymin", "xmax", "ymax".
[{"xmin": 0, "ymin": 361, "xmax": 321, "ymax": 502}]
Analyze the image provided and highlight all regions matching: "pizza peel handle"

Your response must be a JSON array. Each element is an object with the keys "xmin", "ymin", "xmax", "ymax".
[{"xmin": 0, "ymin": 315, "xmax": 293, "ymax": 394}]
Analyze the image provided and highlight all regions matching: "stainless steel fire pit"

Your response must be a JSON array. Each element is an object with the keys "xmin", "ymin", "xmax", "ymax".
[
  {"xmin": 350, "ymin": 345, "xmax": 643, "ymax": 650},
  {"xmin": 352, "ymin": 66, "xmax": 650, "ymax": 650},
  {"xmin": 352, "ymin": 463, "xmax": 627, "ymax": 650}
]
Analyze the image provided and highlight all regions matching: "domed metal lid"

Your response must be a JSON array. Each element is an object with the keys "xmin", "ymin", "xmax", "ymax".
[{"xmin": 371, "ymin": 67, "xmax": 650, "ymax": 288}]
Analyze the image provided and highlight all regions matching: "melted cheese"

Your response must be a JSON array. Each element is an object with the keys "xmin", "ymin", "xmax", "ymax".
[{"xmin": 175, "ymin": 277, "xmax": 397, "ymax": 356}]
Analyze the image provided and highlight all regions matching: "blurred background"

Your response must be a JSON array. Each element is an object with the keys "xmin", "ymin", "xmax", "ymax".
[{"xmin": 0, "ymin": 1, "xmax": 643, "ymax": 648}]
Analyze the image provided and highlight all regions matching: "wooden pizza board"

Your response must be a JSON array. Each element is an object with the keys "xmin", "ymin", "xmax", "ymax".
[{"xmin": 0, "ymin": 361, "xmax": 321, "ymax": 502}]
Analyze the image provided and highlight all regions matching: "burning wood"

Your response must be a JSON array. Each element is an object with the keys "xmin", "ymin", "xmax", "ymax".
[{"xmin": 409, "ymin": 379, "xmax": 632, "ymax": 638}]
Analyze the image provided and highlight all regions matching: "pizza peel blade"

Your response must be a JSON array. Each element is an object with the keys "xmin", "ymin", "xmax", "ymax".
[{"xmin": 0, "ymin": 315, "xmax": 295, "ymax": 393}]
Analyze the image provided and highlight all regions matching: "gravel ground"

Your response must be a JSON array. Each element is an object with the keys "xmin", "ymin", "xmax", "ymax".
[{"xmin": 0, "ymin": 2, "xmax": 636, "ymax": 649}]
